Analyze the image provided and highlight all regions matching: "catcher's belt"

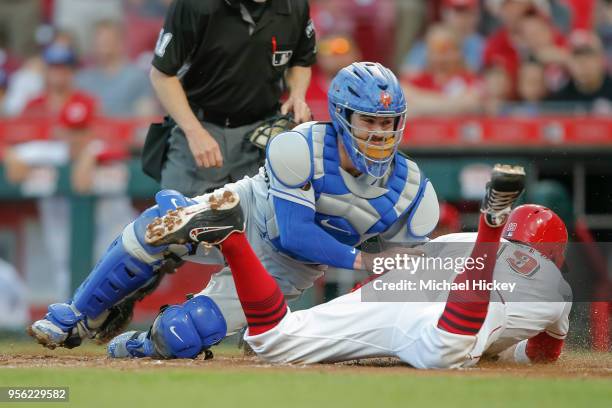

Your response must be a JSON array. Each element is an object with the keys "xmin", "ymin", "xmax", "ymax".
[{"xmin": 248, "ymin": 114, "xmax": 297, "ymax": 149}]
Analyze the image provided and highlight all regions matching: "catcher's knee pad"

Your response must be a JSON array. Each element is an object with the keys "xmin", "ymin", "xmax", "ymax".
[
  {"xmin": 150, "ymin": 296, "xmax": 227, "ymax": 359},
  {"xmin": 71, "ymin": 189, "xmax": 197, "ymax": 320}
]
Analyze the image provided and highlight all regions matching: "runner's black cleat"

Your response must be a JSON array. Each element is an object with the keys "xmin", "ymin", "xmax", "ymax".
[
  {"xmin": 481, "ymin": 164, "xmax": 526, "ymax": 228},
  {"xmin": 145, "ymin": 189, "xmax": 245, "ymax": 246}
]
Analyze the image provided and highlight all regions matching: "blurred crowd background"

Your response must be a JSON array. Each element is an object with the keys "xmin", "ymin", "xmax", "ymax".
[
  {"xmin": 0, "ymin": 0, "xmax": 611, "ymax": 120},
  {"xmin": 0, "ymin": 0, "xmax": 611, "ymax": 349}
]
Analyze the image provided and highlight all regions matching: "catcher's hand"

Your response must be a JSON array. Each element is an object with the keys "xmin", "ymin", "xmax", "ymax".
[{"xmin": 248, "ymin": 114, "xmax": 297, "ymax": 149}]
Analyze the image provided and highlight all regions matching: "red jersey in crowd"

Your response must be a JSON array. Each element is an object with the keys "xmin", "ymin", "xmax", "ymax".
[
  {"xmin": 407, "ymin": 70, "xmax": 481, "ymax": 96},
  {"xmin": 483, "ymin": 28, "xmax": 566, "ymax": 87},
  {"xmin": 22, "ymin": 91, "xmax": 97, "ymax": 123}
]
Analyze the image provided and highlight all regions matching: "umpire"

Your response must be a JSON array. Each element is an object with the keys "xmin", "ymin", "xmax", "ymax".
[{"xmin": 149, "ymin": 0, "xmax": 316, "ymax": 196}]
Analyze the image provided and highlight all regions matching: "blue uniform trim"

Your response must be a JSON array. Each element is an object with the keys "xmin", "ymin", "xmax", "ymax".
[
  {"xmin": 405, "ymin": 177, "xmax": 433, "ymax": 239},
  {"xmin": 307, "ymin": 130, "xmax": 315, "ymax": 184},
  {"xmin": 366, "ymin": 154, "xmax": 409, "ymax": 234},
  {"xmin": 269, "ymin": 187, "xmax": 314, "ymax": 209},
  {"xmin": 319, "ymin": 126, "xmax": 351, "ymax": 196}
]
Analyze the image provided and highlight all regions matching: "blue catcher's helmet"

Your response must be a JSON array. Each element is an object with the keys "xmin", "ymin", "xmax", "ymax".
[{"xmin": 328, "ymin": 62, "xmax": 407, "ymax": 178}]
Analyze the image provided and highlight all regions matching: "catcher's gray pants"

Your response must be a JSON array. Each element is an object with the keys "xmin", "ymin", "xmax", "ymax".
[{"xmin": 161, "ymin": 120, "xmax": 265, "ymax": 197}]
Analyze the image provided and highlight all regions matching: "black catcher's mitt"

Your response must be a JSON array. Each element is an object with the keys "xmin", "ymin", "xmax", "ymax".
[{"xmin": 248, "ymin": 114, "xmax": 297, "ymax": 149}]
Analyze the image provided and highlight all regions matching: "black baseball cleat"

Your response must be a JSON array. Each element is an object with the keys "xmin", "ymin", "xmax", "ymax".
[
  {"xmin": 481, "ymin": 164, "xmax": 526, "ymax": 228},
  {"xmin": 145, "ymin": 189, "xmax": 245, "ymax": 246}
]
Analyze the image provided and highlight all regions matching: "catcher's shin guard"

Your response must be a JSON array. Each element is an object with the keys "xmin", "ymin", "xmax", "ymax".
[
  {"xmin": 29, "ymin": 190, "xmax": 197, "ymax": 349},
  {"xmin": 107, "ymin": 296, "xmax": 227, "ymax": 359}
]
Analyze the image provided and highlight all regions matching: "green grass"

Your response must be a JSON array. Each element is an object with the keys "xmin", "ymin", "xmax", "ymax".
[{"xmin": 1, "ymin": 367, "xmax": 611, "ymax": 408}]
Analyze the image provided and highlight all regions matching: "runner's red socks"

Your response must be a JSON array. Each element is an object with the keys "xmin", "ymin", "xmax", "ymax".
[
  {"xmin": 437, "ymin": 214, "xmax": 504, "ymax": 335},
  {"xmin": 220, "ymin": 233, "xmax": 288, "ymax": 335}
]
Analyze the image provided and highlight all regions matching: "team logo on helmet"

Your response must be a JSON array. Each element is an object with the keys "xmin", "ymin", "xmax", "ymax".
[
  {"xmin": 505, "ymin": 222, "xmax": 517, "ymax": 236},
  {"xmin": 380, "ymin": 91, "xmax": 392, "ymax": 109}
]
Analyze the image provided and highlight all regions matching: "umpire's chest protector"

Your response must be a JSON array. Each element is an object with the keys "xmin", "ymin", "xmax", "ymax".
[{"xmin": 303, "ymin": 123, "xmax": 438, "ymax": 246}]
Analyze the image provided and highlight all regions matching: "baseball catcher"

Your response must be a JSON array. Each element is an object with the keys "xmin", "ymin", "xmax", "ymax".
[{"xmin": 29, "ymin": 62, "xmax": 441, "ymax": 358}]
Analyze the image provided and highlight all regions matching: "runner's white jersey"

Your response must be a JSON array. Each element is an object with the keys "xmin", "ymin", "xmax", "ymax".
[
  {"xmin": 245, "ymin": 233, "xmax": 572, "ymax": 368},
  {"xmin": 425, "ymin": 233, "xmax": 571, "ymax": 358}
]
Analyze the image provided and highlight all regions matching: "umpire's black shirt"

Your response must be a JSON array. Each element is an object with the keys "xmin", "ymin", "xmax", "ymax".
[{"xmin": 152, "ymin": 0, "xmax": 316, "ymax": 125}]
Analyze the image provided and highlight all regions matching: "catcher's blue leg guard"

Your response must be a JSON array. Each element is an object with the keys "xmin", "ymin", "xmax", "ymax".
[
  {"xmin": 29, "ymin": 190, "xmax": 197, "ymax": 350},
  {"xmin": 107, "ymin": 295, "xmax": 227, "ymax": 359}
]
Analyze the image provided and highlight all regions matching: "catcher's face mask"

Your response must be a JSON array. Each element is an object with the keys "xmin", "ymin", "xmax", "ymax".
[{"xmin": 335, "ymin": 108, "xmax": 407, "ymax": 178}]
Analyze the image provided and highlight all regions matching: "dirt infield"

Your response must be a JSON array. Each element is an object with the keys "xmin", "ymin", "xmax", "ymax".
[{"xmin": 1, "ymin": 342, "xmax": 611, "ymax": 378}]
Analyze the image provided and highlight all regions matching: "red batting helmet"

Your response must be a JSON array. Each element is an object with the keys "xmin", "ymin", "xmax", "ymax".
[{"xmin": 502, "ymin": 204, "xmax": 568, "ymax": 268}]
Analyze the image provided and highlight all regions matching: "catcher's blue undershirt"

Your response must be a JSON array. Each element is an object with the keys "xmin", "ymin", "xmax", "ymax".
[{"xmin": 272, "ymin": 196, "xmax": 359, "ymax": 269}]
